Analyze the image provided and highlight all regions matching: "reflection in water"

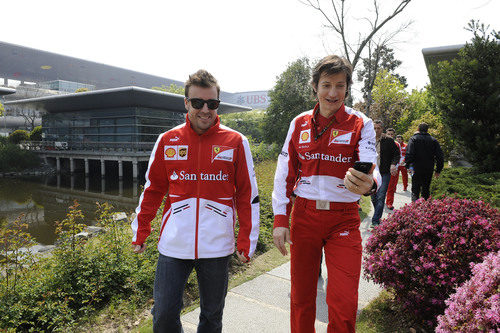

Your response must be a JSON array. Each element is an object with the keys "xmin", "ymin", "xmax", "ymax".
[{"xmin": 0, "ymin": 174, "xmax": 145, "ymax": 245}]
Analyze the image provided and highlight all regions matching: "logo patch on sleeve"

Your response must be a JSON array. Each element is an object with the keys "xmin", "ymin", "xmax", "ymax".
[
  {"xmin": 299, "ymin": 129, "xmax": 311, "ymax": 144},
  {"xmin": 164, "ymin": 146, "xmax": 178, "ymax": 160},
  {"xmin": 212, "ymin": 145, "xmax": 234, "ymax": 162},
  {"xmin": 329, "ymin": 129, "xmax": 353, "ymax": 145}
]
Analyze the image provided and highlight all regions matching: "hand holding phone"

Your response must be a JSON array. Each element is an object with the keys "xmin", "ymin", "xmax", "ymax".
[
  {"xmin": 353, "ymin": 161, "xmax": 373, "ymax": 174},
  {"xmin": 346, "ymin": 161, "xmax": 375, "ymax": 195}
]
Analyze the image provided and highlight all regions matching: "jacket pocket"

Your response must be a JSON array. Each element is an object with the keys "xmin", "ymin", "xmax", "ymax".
[
  {"xmin": 197, "ymin": 199, "xmax": 235, "ymax": 256},
  {"xmin": 158, "ymin": 198, "xmax": 197, "ymax": 258}
]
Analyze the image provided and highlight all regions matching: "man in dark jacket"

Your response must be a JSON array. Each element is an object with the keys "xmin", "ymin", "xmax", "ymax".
[
  {"xmin": 371, "ymin": 120, "xmax": 400, "ymax": 226},
  {"xmin": 405, "ymin": 123, "xmax": 444, "ymax": 201}
]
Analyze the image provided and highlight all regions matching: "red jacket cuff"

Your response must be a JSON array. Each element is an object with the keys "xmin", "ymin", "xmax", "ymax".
[{"xmin": 273, "ymin": 215, "xmax": 290, "ymax": 229}]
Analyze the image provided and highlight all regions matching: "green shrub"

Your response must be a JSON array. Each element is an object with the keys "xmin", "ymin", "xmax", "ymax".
[
  {"xmin": 8, "ymin": 130, "xmax": 29, "ymax": 144},
  {"xmin": 29, "ymin": 126, "xmax": 42, "ymax": 141},
  {"xmin": 249, "ymin": 138, "xmax": 280, "ymax": 163},
  {"xmin": 254, "ymin": 160, "xmax": 277, "ymax": 253},
  {"xmin": 0, "ymin": 202, "xmax": 162, "ymax": 331},
  {"xmin": 0, "ymin": 143, "xmax": 41, "ymax": 172},
  {"xmin": 0, "ymin": 160, "xmax": 279, "ymax": 331},
  {"xmin": 431, "ymin": 167, "xmax": 500, "ymax": 207}
]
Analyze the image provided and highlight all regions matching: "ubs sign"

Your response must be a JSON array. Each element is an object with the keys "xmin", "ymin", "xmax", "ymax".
[{"xmin": 232, "ymin": 91, "xmax": 270, "ymax": 110}]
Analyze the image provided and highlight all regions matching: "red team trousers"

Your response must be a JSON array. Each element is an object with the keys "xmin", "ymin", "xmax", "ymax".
[
  {"xmin": 290, "ymin": 197, "xmax": 362, "ymax": 333},
  {"xmin": 386, "ymin": 166, "xmax": 408, "ymax": 206}
]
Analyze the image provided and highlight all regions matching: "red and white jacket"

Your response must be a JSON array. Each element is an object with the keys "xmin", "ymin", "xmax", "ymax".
[
  {"xmin": 399, "ymin": 142, "xmax": 407, "ymax": 165},
  {"xmin": 131, "ymin": 115, "xmax": 260, "ymax": 260},
  {"xmin": 272, "ymin": 104, "xmax": 381, "ymax": 228}
]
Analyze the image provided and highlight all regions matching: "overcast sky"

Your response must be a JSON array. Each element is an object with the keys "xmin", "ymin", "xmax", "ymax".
[{"xmin": 1, "ymin": 0, "xmax": 498, "ymax": 101}]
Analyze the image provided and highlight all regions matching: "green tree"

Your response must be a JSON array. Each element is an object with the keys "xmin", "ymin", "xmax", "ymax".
[
  {"xmin": 220, "ymin": 110, "xmax": 266, "ymax": 143},
  {"xmin": 396, "ymin": 87, "xmax": 434, "ymax": 135},
  {"xmin": 370, "ymin": 69, "xmax": 408, "ymax": 130},
  {"xmin": 358, "ymin": 44, "xmax": 407, "ymax": 115},
  {"xmin": 0, "ymin": 101, "xmax": 4, "ymax": 117},
  {"xmin": 404, "ymin": 111, "xmax": 453, "ymax": 160},
  {"xmin": 152, "ymin": 83, "xmax": 185, "ymax": 95},
  {"xmin": 263, "ymin": 57, "xmax": 316, "ymax": 144},
  {"xmin": 429, "ymin": 20, "xmax": 500, "ymax": 171}
]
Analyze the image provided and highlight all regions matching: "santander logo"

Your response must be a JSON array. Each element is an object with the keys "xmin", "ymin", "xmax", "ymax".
[{"xmin": 169, "ymin": 170, "xmax": 230, "ymax": 181}]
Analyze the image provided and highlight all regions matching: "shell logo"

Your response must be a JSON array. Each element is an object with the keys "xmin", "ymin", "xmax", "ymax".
[
  {"xmin": 165, "ymin": 147, "xmax": 176, "ymax": 158},
  {"xmin": 301, "ymin": 131, "xmax": 309, "ymax": 141}
]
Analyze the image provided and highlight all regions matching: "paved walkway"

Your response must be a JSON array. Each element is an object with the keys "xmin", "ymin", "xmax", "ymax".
[{"xmin": 181, "ymin": 184, "xmax": 412, "ymax": 332}]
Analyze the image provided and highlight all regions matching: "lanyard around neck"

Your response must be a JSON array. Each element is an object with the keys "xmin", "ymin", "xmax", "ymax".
[{"xmin": 312, "ymin": 108, "xmax": 336, "ymax": 141}]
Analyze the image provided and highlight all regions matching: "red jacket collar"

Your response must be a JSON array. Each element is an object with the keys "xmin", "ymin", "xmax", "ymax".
[{"xmin": 312, "ymin": 103, "xmax": 347, "ymax": 124}]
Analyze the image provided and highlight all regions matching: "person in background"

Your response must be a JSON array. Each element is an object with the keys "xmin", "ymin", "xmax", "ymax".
[
  {"xmin": 385, "ymin": 128, "xmax": 400, "ymax": 210},
  {"xmin": 396, "ymin": 135, "xmax": 408, "ymax": 191},
  {"xmin": 371, "ymin": 121, "xmax": 399, "ymax": 224},
  {"xmin": 131, "ymin": 69, "xmax": 260, "ymax": 333},
  {"xmin": 272, "ymin": 55, "xmax": 380, "ymax": 333},
  {"xmin": 405, "ymin": 122, "xmax": 444, "ymax": 201}
]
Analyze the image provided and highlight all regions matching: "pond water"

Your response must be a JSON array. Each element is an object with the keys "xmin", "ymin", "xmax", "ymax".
[{"xmin": 0, "ymin": 174, "xmax": 146, "ymax": 245}]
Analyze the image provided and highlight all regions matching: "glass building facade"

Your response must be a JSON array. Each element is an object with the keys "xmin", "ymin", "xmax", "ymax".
[
  {"xmin": 42, "ymin": 107, "xmax": 185, "ymax": 144},
  {"xmin": 38, "ymin": 80, "xmax": 95, "ymax": 93}
]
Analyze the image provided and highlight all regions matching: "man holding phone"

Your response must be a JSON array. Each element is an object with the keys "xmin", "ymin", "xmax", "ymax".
[{"xmin": 272, "ymin": 55, "xmax": 381, "ymax": 332}]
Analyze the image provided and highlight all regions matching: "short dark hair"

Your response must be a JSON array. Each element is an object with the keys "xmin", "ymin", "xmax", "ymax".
[
  {"xmin": 396, "ymin": 135, "xmax": 403, "ymax": 140},
  {"xmin": 185, "ymin": 69, "xmax": 220, "ymax": 99},
  {"xmin": 418, "ymin": 123, "xmax": 429, "ymax": 133},
  {"xmin": 386, "ymin": 128, "xmax": 395, "ymax": 133},
  {"xmin": 311, "ymin": 55, "xmax": 353, "ymax": 98},
  {"xmin": 373, "ymin": 119, "xmax": 384, "ymax": 128}
]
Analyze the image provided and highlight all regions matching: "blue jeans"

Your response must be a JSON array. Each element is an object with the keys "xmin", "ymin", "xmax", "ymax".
[
  {"xmin": 152, "ymin": 254, "xmax": 231, "ymax": 333},
  {"xmin": 371, "ymin": 173, "xmax": 391, "ymax": 225}
]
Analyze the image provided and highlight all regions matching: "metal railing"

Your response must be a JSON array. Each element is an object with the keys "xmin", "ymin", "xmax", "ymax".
[{"xmin": 20, "ymin": 141, "xmax": 154, "ymax": 152}]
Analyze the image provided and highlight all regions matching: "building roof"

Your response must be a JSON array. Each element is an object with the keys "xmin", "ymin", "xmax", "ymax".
[
  {"xmin": 0, "ymin": 41, "xmax": 234, "ymax": 101},
  {"xmin": 422, "ymin": 44, "xmax": 464, "ymax": 75},
  {"xmin": 5, "ymin": 86, "xmax": 251, "ymax": 114},
  {"xmin": 0, "ymin": 41, "xmax": 183, "ymax": 89}
]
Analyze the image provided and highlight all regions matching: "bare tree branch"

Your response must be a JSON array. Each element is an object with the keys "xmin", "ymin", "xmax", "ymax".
[
  {"xmin": 301, "ymin": 0, "xmax": 412, "ymax": 104},
  {"xmin": 350, "ymin": 0, "xmax": 411, "ymax": 69},
  {"xmin": 302, "ymin": 0, "xmax": 412, "ymax": 70}
]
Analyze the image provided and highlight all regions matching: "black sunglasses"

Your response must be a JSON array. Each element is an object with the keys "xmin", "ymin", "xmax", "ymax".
[{"xmin": 187, "ymin": 98, "xmax": 220, "ymax": 110}]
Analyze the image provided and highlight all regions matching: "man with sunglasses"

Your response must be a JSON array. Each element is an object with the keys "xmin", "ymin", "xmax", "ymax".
[{"xmin": 131, "ymin": 69, "xmax": 260, "ymax": 333}]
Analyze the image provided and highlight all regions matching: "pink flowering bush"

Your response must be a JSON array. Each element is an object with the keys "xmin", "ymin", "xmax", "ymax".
[
  {"xmin": 363, "ymin": 197, "xmax": 500, "ymax": 328},
  {"xmin": 436, "ymin": 251, "xmax": 500, "ymax": 332}
]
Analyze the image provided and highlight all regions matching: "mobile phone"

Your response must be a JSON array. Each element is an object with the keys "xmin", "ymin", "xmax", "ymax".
[{"xmin": 353, "ymin": 161, "xmax": 372, "ymax": 174}]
